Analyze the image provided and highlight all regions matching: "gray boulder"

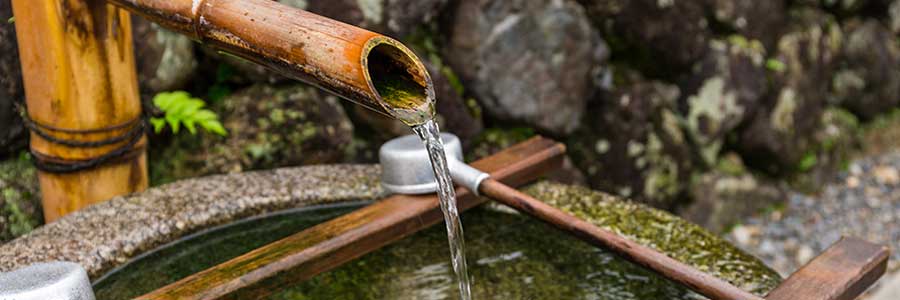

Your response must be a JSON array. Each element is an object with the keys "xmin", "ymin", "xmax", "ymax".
[
  {"xmin": 703, "ymin": 0, "xmax": 787, "ymax": 48},
  {"xmin": 285, "ymin": 0, "xmax": 448, "ymax": 37},
  {"xmin": 579, "ymin": 0, "xmax": 710, "ymax": 73},
  {"xmin": 444, "ymin": 0, "xmax": 605, "ymax": 135},
  {"xmin": 892, "ymin": 0, "xmax": 900, "ymax": 34},
  {"xmin": 132, "ymin": 15, "xmax": 197, "ymax": 95},
  {"xmin": 681, "ymin": 37, "xmax": 769, "ymax": 166},
  {"xmin": 683, "ymin": 166, "xmax": 787, "ymax": 233},
  {"xmin": 568, "ymin": 80, "xmax": 694, "ymax": 209},
  {"xmin": 0, "ymin": 1, "xmax": 25, "ymax": 157},
  {"xmin": 736, "ymin": 9, "xmax": 843, "ymax": 172},
  {"xmin": 830, "ymin": 19, "xmax": 900, "ymax": 120}
]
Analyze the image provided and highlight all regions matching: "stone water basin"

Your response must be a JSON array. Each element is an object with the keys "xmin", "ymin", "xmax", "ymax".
[{"xmin": 0, "ymin": 165, "xmax": 781, "ymax": 299}]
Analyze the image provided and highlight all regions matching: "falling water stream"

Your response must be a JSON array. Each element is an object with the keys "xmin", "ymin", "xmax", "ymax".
[{"xmin": 413, "ymin": 120, "xmax": 473, "ymax": 300}]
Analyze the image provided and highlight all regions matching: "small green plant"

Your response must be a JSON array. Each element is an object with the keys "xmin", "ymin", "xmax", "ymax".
[
  {"xmin": 765, "ymin": 59, "xmax": 786, "ymax": 72},
  {"xmin": 797, "ymin": 151, "xmax": 818, "ymax": 172},
  {"xmin": 150, "ymin": 91, "xmax": 227, "ymax": 136},
  {"xmin": 7, "ymin": 16, "xmax": 13, "ymax": 24}
]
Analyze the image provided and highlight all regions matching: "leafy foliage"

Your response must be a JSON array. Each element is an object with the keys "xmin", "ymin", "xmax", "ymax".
[
  {"xmin": 765, "ymin": 59, "xmax": 786, "ymax": 72},
  {"xmin": 150, "ymin": 91, "xmax": 227, "ymax": 136}
]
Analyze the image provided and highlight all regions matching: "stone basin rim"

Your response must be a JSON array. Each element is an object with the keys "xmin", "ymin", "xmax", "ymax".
[{"xmin": 0, "ymin": 164, "xmax": 385, "ymax": 279}]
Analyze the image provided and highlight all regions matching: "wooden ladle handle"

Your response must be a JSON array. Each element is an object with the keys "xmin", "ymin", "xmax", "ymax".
[{"xmin": 478, "ymin": 178, "xmax": 763, "ymax": 300}]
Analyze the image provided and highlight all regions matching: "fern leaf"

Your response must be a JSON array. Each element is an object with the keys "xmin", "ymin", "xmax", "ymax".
[
  {"xmin": 184, "ymin": 119, "xmax": 197, "ymax": 135},
  {"xmin": 200, "ymin": 119, "xmax": 228, "ymax": 136},
  {"xmin": 165, "ymin": 114, "xmax": 181, "ymax": 134},
  {"xmin": 150, "ymin": 118, "xmax": 166, "ymax": 133}
]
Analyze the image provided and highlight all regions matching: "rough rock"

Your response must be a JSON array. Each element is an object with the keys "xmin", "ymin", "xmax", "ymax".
[
  {"xmin": 792, "ymin": 107, "xmax": 861, "ymax": 190},
  {"xmin": 0, "ymin": 2, "xmax": 25, "ymax": 157},
  {"xmin": 444, "ymin": 0, "xmax": 605, "ymax": 135},
  {"xmin": 683, "ymin": 168, "xmax": 787, "ymax": 233},
  {"xmin": 736, "ymin": 9, "xmax": 843, "ymax": 173},
  {"xmin": 830, "ymin": 19, "xmax": 900, "ymax": 120},
  {"xmin": 568, "ymin": 80, "xmax": 693, "ymax": 209},
  {"xmin": 796, "ymin": 0, "xmax": 896, "ymax": 17},
  {"xmin": 0, "ymin": 154, "xmax": 42, "ymax": 243},
  {"xmin": 579, "ymin": 0, "xmax": 710, "ymax": 75},
  {"xmin": 132, "ymin": 15, "xmax": 197, "ymax": 95},
  {"xmin": 892, "ymin": 0, "xmax": 900, "ymax": 34},
  {"xmin": 150, "ymin": 84, "xmax": 356, "ymax": 184},
  {"xmin": 703, "ymin": 0, "xmax": 787, "ymax": 48},
  {"xmin": 282, "ymin": 0, "xmax": 448, "ymax": 37},
  {"xmin": 681, "ymin": 37, "xmax": 769, "ymax": 165},
  {"xmin": 465, "ymin": 127, "xmax": 587, "ymax": 185}
]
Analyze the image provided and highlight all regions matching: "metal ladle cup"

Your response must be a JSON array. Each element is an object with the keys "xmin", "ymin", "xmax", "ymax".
[
  {"xmin": 379, "ymin": 133, "xmax": 489, "ymax": 195},
  {"xmin": 0, "ymin": 261, "xmax": 96, "ymax": 300}
]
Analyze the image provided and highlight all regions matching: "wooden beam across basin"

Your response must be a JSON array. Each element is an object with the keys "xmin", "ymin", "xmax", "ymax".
[{"xmin": 137, "ymin": 136, "xmax": 566, "ymax": 300}]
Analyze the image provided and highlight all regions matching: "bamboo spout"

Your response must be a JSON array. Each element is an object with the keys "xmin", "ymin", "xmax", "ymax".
[{"xmin": 107, "ymin": 0, "xmax": 435, "ymax": 125}]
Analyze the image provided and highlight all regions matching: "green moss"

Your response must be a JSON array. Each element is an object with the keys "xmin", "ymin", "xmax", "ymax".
[
  {"xmin": 0, "ymin": 153, "xmax": 42, "ymax": 242},
  {"xmin": 373, "ymin": 72, "xmax": 427, "ymax": 110},
  {"xmin": 526, "ymin": 182, "xmax": 782, "ymax": 295}
]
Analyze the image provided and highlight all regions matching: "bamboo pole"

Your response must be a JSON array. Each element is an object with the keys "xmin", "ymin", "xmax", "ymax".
[
  {"xmin": 104, "ymin": 0, "xmax": 435, "ymax": 125},
  {"xmin": 11, "ymin": 0, "xmax": 148, "ymax": 222}
]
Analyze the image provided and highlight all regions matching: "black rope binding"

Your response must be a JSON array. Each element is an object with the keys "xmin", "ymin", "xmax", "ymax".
[{"xmin": 16, "ymin": 104, "xmax": 147, "ymax": 174}]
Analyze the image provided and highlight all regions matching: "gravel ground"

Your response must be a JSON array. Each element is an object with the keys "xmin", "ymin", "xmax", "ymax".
[{"xmin": 727, "ymin": 152, "xmax": 900, "ymax": 298}]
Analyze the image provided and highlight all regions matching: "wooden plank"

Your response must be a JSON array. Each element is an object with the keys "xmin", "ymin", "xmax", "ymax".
[
  {"xmin": 137, "ymin": 136, "xmax": 565, "ymax": 300},
  {"xmin": 766, "ymin": 236, "xmax": 890, "ymax": 300},
  {"xmin": 479, "ymin": 178, "xmax": 763, "ymax": 300}
]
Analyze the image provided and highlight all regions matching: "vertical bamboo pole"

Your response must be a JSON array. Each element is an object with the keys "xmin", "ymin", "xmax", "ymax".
[{"xmin": 11, "ymin": 0, "xmax": 148, "ymax": 222}]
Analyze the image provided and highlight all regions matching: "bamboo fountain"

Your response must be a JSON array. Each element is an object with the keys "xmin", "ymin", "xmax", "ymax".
[{"xmin": 7, "ymin": 1, "xmax": 890, "ymax": 300}]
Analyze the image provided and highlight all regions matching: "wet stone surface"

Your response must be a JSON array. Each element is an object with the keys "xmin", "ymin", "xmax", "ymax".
[{"xmin": 0, "ymin": 165, "xmax": 382, "ymax": 278}]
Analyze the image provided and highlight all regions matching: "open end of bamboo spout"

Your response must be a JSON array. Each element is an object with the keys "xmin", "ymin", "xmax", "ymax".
[{"xmin": 362, "ymin": 37, "xmax": 436, "ymax": 126}]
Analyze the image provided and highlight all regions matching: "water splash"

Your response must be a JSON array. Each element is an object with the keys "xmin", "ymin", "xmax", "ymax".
[{"xmin": 413, "ymin": 120, "xmax": 473, "ymax": 300}]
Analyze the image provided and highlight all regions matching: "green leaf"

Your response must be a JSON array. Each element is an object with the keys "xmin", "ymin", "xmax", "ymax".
[
  {"xmin": 183, "ymin": 119, "xmax": 197, "ymax": 135},
  {"xmin": 171, "ymin": 99, "xmax": 205, "ymax": 118},
  {"xmin": 193, "ymin": 110, "xmax": 218, "ymax": 121},
  {"xmin": 200, "ymin": 120, "xmax": 227, "ymax": 136},
  {"xmin": 766, "ymin": 59, "xmax": 786, "ymax": 72},
  {"xmin": 798, "ymin": 153, "xmax": 818, "ymax": 172},
  {"xmin": 165, "ymin": 114, "xmax": 181, "ymax": 134},
  {"xmin": 7, "ymin": 17, "xmax": 14, "ymax": 24},
  {"xmin": 152, "ymin": 90, "xmax": 227, "ymax": 136},
  {"xmin": 150, "ymin": 118, "xmax": 166, "ymax": 133}
]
